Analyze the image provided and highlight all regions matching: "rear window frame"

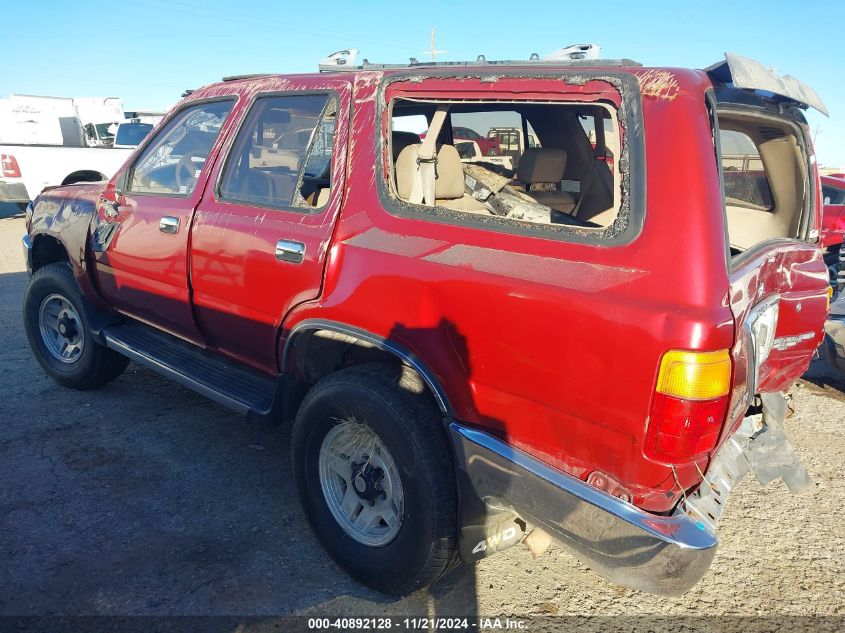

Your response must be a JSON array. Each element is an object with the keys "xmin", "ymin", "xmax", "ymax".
[{"xmin": 374, "ymin": 70, "xmax": 646, "ymax": 247}]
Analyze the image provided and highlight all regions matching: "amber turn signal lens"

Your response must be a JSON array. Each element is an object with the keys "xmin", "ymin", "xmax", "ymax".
[{"xmin": 655, "ymin": 349, "xmax": 732, "ymax": 401}]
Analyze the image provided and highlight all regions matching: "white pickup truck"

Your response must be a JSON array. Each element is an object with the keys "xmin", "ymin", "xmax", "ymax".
[
  {"xmin": 0, "ymin": 146, "xmax": 132, "ymax": 212},
  {"xmin": 0, "ymin": 95, "xmax": 138, "ymax": 213}
]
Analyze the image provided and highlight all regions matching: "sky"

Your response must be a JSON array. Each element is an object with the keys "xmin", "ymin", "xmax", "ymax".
[{"xmin": 2, "ymin": 0, "xmax": 843, "ymax": 167}]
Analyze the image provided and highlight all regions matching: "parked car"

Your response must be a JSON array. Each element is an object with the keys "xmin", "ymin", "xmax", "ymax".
[
  {"xmin": 21, "ymin": 52, "xmax": 829, "ymax": 597},
  {"xmin": 453, "ymin": 126, "xmax": 500, "ymax": 156},
  {"xmin": 821, "ymin": 174, "xmax": 845, "ymax": 280}
]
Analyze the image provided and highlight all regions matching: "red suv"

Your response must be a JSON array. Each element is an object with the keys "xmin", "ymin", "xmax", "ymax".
[{"xmin": 21, "ymin": 52, "xmax": 829, "ymax": 597}]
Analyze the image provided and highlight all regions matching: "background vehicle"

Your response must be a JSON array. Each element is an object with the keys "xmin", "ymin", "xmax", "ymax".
[
  {"xmin": 822, "ymin": 174, "xmax": 845, "ymax": 282},
  {"xmin": 21, "ymin": 52, "xmax": 828, "ymax": 598},
  {"xmin": 0, "ymin": 94, "xmax": 141, "ymax": 210},
  {"xmin": 453, "ymin": 126, "xmax": 500, "ymax": 155}
]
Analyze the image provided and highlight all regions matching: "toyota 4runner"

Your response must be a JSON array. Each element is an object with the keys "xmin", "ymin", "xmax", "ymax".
[{"xmin": 21, "ymin": 52, "xmax": 830, "ymax": 596}]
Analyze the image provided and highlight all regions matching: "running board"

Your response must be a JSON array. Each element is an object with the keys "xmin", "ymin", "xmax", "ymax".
[{"xmin": 102, "ymin": 323, "xmax": 279, "ymax": 418}]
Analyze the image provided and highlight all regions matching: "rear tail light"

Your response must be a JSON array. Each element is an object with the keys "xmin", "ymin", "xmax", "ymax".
[
  {"xmin": 1, "ymin": 154, "xmax": 21, "ymax": 178},
  {"xmin": 644, "ymin": 349, "xmax": 732, "ymax": 464}
]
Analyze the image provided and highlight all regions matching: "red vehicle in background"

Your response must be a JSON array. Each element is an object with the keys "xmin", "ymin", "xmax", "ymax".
[
  {"xmin": 452, "ymin": 126, "xmax": 500, "ymax": 155},
  {"xmin": 822, "ymin": 175, "xmax": 845, "ymax": 255}
]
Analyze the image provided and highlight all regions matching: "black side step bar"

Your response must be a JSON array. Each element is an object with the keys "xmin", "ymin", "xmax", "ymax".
[{"xmin": 102, "ymin": 322, "xmax": 286, "ymax": 420}]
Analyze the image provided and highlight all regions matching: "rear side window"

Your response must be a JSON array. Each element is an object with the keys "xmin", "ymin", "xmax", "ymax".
[
  {"xmin": 386, "ymin": 99, "xmax": 622, "ymax": 232},
  {"xmin": 719, "ymin": 130, "xmax": 774, "ymax": 211},
  {"xmin": 129, "ymin": 100, "xmax": 233, "ymax": 196},
  {"xmin": 219, "ymin": 94, "xmax": 336, "ymax": 211}
]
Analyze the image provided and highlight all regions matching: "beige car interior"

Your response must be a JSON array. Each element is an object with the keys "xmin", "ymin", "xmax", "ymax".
[
  {"xmin": 720, "ymin": 113, "xmax": 808, "ymax": 252},
  {"xmin": 396, "ymin": 144, "xmax": 490, "ymax": 213},
  {"xmin": 389, "ymin": 101, "xmax": 621, "ymax": 229}
]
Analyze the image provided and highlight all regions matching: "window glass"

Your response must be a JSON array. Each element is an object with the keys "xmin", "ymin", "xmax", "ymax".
[
  {"xmin": 219, "ymin": 94, "xmax": 335, "ymax": 210},
  {"xmin": 719, "ymin": 129, "xmax": 774, "ymax": 211},
  {"xmin": 823, "ymin": 184, "xmax": 845, "ymax": 205},
  {"xmin": 389, "ymin": 100, "xmax": 621, "ymax": 230},
  {"xmin": 115, "ymin": 122, "xmax": 153, "ymax": 147},
  {"xmin": 129, "ymin": 100, "xmax": 233, "ymax": 196}
]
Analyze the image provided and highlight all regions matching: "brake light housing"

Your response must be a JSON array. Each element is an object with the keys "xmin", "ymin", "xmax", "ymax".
[
  {"xmin": 1, "ymin": 154, "xmax": 21, "ymax": 178},
  {"xmin": 644, "ymin": 349, "xmax": 732, "ymax": 465}
]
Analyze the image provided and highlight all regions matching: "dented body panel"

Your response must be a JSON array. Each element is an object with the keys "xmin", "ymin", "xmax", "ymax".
[{"xmin": 23, "ymin": 59, "xmax": 829, "ymax": 595}]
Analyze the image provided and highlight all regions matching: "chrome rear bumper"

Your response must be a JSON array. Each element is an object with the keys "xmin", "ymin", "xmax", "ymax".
[{"xmin": 449, "ymin": 423, "xmax": 717, "ymax": 596}]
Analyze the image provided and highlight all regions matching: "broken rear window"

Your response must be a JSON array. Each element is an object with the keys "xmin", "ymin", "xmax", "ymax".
[{"xmin": 385, "ymin": 97, "xmax": 623, "ymax": 233}]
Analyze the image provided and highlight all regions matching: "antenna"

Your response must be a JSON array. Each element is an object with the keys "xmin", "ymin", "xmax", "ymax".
[{"xmin": 423, "ymin": 28, "xmax": 447, "ymax": 62}]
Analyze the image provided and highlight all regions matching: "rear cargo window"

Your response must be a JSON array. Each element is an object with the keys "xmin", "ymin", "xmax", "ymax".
[
  {"xmin": 720, "ymin": 130, "xmax": 774, "ymax": 211},
  {"xmin": 717, "ymin": 113, "xmax": 809, "ymax": 254},
  {"xmin": 385, "ymin": 98, "xmax": 622, "ymax": 233}
]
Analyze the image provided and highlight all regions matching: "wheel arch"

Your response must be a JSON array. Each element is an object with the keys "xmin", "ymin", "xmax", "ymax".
[
  {"xmin": 30, "ymin": 233, "xmax": 70, "ymax": 272},
  {"xmin": 282, "ymin": 319, "xmax": 452, "ymax": 416},
  {"xmin": 61, "ymin": 170, "xmax": 108, "ymax": 186}
]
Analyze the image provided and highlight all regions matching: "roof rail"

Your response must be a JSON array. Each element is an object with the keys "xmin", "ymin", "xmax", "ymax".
[
  {"xmin": 352, "ymin": 58, "xmax": 641, "ymax": 71},
  {"xmin": 317, "ymin": 45, "xmax": 640, "ymax": 73},
  {"xmin": 222, "ymin": 73, "xmax": 276, "ymax": 82}
]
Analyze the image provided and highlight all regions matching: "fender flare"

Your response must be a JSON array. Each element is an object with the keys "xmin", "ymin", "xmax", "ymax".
[{"xmin": 282, "ymin": 318, "xmax": 453, "ymax": 415}]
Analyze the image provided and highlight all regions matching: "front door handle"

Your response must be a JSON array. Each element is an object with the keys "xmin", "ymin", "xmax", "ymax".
[
  {"xmin": 275, "ymin": 239, "xmax": 305, "ymax": 264},
  {"xmin": 159, "ymin": 216, "xmax": 180, "ymax": 234}
]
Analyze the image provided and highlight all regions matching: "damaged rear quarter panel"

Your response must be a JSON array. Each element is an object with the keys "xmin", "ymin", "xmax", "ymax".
[{"xmin": 287, "ymin": 68, "xmax": 735, "ymax": 512}]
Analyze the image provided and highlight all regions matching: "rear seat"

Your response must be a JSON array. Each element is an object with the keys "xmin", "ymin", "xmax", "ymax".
[
  {"xmin": 516, "ymin": 148, "xmax": 576, "ymax": 213},
  {"xmin": 395, "ymin": 143, "xmax": 489, "ymax": 213}
]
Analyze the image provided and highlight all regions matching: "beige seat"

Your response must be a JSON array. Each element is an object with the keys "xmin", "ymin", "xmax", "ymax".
[
  {"xmin": 392, "ymin": 131, "xmax": 422, "ymax": 162},
  {"xmin": 516, "ymin": 148, "xmax": 576, "ymax": 213},
  {"xmin": 395, "ymin": 143, "xmax": 489, "ymax": 213}
]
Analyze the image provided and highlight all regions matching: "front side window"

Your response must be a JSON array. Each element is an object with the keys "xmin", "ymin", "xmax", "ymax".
[
  {"xmin": 129, "ymin": 100, "xmax": 233, "ymax": 196},
  {"xmin": 219, "ymin": 94, "xmax": 336, "ymax": 210}
]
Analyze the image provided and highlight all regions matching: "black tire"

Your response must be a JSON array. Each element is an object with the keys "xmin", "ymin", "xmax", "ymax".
[
  {"xmin": 292, "ymin": 364, "xmax": 458, "ymax": 595},
  {"xmin": 23, "ymin": 262, "xmax": 128, "ymax": 390}
]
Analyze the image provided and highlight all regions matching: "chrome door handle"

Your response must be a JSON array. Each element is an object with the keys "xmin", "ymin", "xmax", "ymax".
[
  {"xmin": 275, "ymin": 239, "xmax": 305, "ymax": 264},
  {"xmin": 159, "ymin": 216, "xmax": 180, "ymax": 234}
]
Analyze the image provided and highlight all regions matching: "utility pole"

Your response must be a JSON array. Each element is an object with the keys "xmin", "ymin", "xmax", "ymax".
[{"xmin": 424, "ymin": 28, "xmax": 447, "ymax": 62}]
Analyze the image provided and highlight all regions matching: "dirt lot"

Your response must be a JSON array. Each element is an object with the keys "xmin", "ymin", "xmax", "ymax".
[{"xmin": 1, "ymin": 214, "xmax": 844, "ymax": 621}]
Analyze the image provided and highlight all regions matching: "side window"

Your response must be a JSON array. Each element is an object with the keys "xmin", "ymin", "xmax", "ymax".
[
  {"xmin": 823, "ymin": 184, "xmax": 845, "ymax": 205},
  {"xmin": 388, "ymin": 99, "xmax": 622, "ymax": 231},
  {"xmin": 219, "ymin": 94, "xmax": 335, "ymax": 210},
  {"xmin": 129, "ymin": 100, "xmax": 233, "ymax": 196}
]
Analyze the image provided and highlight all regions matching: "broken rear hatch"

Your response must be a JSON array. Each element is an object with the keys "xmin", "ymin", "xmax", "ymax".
[{"xmin": 707, "ymin": 53, "xmax": 830, "ymax": 441}]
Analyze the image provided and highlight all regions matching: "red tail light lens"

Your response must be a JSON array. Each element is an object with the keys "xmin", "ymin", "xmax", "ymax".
[
  {"xmin": 644, "ymin": 392, "xmax": 729, "ymax": 463},
  {"xmin": 644, "ymin": 349, "xmax": 732, "ymax": 465},
  {"xmin": 1, "ymin": 154, "xmax": 21, "ymax": 178}
]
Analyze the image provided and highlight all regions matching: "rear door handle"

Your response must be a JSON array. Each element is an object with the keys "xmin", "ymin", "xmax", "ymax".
[
  {"xmin": 275, "ymin": 239, "xmax": 305, "ymax": 264},
  {"xmin": 159, "ymin": 216, "xmax": 180, "ymax": 234}
]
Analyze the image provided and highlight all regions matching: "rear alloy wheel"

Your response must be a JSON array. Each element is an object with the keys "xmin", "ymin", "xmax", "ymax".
[
  {"xmin": 292, "ymin": 364, "xmax": 458, "ymax": 595},
  {"xmin": 318, "ymin": 420, "xmax": 405, "ymax": 547},
  {"xmin": 24, "ymin": 262, "xmax": 128, "ymax": 389}
]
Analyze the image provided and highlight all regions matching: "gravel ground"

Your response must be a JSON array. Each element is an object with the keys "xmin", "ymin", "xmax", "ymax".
[{"xmin": 1, "ymin": 214, "xmax": 843, "ymax": 623}]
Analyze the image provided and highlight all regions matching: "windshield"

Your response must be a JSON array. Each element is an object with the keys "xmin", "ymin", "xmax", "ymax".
[
  {"xmin": 95, "ymin": 123, "xmax": 115, "ymax": 142},
  {"xmin": 115, "ymin": 122, "xmax": 154, "ymax": 147}
]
